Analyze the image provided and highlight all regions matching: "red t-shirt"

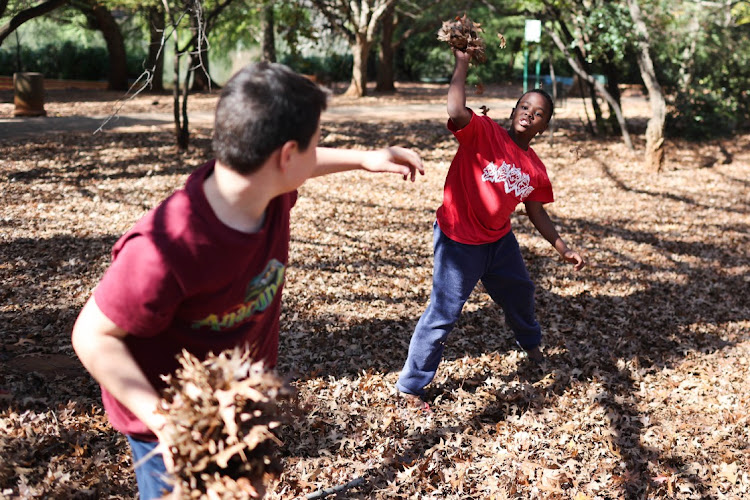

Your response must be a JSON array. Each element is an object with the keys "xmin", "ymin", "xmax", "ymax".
[
  {"xmin": 436, "ymin": 111, "xmax": 554, "ymax": 245},
  {"xmin": 93, "ymin": 160, "xmax": 297, "ymax": 440}
]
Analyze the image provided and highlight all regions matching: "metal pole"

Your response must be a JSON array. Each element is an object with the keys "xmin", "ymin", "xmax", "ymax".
[
  {"xmin": 523, "ymin": 45, "xmax": 529, "ymax": 93},
  {"xmin": 535, "ymin": 45, "xmax": 541, "ymax": 88}
]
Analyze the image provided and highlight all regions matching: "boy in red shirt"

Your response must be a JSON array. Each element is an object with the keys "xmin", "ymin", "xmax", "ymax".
[
  {"xmin": 71, "ymin": 62, "xmax": 423, "ymax": 499},
  {"xmin": 396, "ymin": 50, "xmax": 585, "ymax": 404}
]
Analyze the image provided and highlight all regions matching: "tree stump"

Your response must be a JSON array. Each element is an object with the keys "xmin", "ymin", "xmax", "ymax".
[{"xmin": 13, "ymin": 72, "xmax": 46, "ymax": 117}]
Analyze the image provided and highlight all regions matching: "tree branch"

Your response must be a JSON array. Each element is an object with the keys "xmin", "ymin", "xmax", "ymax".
[{"xmin": 0, "ymin": 0, "xmax": 68, "ymax": 47}]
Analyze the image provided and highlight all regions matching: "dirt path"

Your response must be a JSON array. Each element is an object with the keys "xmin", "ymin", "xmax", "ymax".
[{"xmin": 0, "ymin": 82, "xmax": 651, "ymax": 141}]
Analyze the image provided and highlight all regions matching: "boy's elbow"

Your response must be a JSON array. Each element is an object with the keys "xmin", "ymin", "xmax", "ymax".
[
  {"xmin": 447, "ymin": 106, "xmax": 470, "ymax": 129},
  {"xmin": 71, "ymin": 296, "xmax": 120, "ymax": 358}
]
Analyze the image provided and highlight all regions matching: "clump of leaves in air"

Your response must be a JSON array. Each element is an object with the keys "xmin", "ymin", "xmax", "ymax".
[
  {"xmin": 158, "ymin": 348, "xmax": 296, "ymax": 499},
  {"xmin": 437, "ymin": 14, "xmax": 487, "ymax": 63}
]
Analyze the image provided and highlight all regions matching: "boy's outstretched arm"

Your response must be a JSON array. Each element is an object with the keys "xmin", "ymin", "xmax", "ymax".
[
  {"xmin": 447, "ymin": 50, "xmax": 472, "ymax": 130},
  {"xmin": 312, "ymin": 146, "xmax": 424, "ymax": 181},
  {"xmin": 525, "ymin": 201, "xmax": 586, "ymax": 270},
  {"xmin": 71, "ymin": 297, "xmax": 170, "ymax": 444}
]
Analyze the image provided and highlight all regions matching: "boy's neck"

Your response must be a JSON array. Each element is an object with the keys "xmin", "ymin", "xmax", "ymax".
[
  {"xmin": 203, "ymin": 160, "xmax": 280, "ymax": 234},
  {"xmin": 507, "ymin": 128, "xmax": 531, "ymax": 151}
]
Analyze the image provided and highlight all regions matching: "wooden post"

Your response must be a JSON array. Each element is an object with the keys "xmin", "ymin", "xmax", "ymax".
[{"xmin": 13, "ymin": 72, "xmax": 46, "ymax": 117}]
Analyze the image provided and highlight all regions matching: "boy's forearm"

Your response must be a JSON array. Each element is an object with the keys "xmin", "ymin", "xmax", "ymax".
[
  {"xmin": 526, "ymin": 203, "xmax": 570, "ymax": 255},
  {"xmin": 312, "ymin": 146, "xmax": 424, "ymax": 181},
  {"xmin": 312, "ymin": 147, "xmax": 368, "ymax": 176},
  {"xmin": 447, "ymin": 56, "xmax": 470, "ymax": 122}
]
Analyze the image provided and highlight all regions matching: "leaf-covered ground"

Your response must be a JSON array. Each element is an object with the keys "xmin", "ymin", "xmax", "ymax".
[{"xmin": 1, "ymin": 84, "xmax": 748, "ymax": 499}]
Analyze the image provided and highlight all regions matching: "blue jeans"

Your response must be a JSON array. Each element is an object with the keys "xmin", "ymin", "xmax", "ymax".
[
  {"xmin": 127, "ymin": 436, "xmax": 173, "ymax": 500},
  {"xmin": 397, "ymin": 224, "xmax": 541, "ymax": 396}
]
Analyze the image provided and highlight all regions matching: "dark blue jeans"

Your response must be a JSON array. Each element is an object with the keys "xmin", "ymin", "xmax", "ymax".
[
  {"xmin": 127, "ymin": 436, "xmax": 173, "ymax": 500},
  {"xmin": 397, "ymin": 223, "xmax": 542, "ymax": 396}
]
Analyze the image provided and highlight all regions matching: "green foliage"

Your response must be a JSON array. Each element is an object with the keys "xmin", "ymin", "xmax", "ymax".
[
  {"xmin": 399, "ymin": 6, "xmax": 523, "ymax": 84},
  {"xmin": 571, "ymin": 2, "xmax": 633, "ymax": 66},
  {"xmin": 654, "ymin": 1, "xmax": 750, "ymax": 137},
  {"xmin": 4, "ymin": 13, "xmax": 104, "ymax": 50},
  {"xmin": 667, "ymin": 88, "xmax": 738, "ymax": 139},
  {"xmin": 0, "ymin": 40, "xmax": 146, "ymax": 79},
  {"xmin": 280, "ymin": 52, "xmax": 352, "ymax": 82},
  {"xmin": 401, "ymin": 43, "xmax": 452, "ymax": 81}
]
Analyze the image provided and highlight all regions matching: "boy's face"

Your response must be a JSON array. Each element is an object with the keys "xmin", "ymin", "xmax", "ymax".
[{"xmin": 509, "ymin": 92, "xmax": 551, "ymax": 139}]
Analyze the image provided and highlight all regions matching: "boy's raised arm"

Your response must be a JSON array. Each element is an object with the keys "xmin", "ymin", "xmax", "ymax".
[
  {"xmin": 312, "ymin": 146, "xmax": 424, "ymax": 181},
  {"xmin": 447, "ymin": 50, "xmax": 472, "ymax": 130}
]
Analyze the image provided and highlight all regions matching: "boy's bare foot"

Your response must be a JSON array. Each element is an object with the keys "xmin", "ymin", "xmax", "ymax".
[{"xmin": 398, "ymin": 392, "xmax": 432, "ymax": 413}]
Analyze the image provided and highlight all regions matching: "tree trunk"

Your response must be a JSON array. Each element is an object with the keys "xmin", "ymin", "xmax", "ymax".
[
  {"xmin": 91, "ymin": 4, "xmax": 128, "ymax": 91},
  {"xmin": 261, "ymin": 1, "xmax": 275, "ymax": 63},
  {"xmin": 146, "ymin": 6, "xmax": 165, "ymax": 91},
  {"xmin": 0, "ymin": 0, "xmax": 67, "ymax": 47},
  {"xmin": 346, "ymin": 33, "xmax": 371, "ymax": 97},
  {"xmin": 627, "ymin": 0, "xmax": 666, "ymax": 172},
  {"xmin": 375, "ymin": 2, "xmax": 395, "ymax": 92},
  {"xmin": 603, "ymin": 57, "xmax": 622, "ymax": 135}
]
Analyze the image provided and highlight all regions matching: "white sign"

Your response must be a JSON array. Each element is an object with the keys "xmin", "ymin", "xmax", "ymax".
[{"xmin": 525, "ymin": 20, "xmax": 542, "ymax": 43}]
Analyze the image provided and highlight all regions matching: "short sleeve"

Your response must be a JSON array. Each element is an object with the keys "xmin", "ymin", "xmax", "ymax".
[
  {"xmin": 525, "ymin": 183, "xmax": 554, "ymax": 203},
  {"xmin": 447, "ymin": 109, "xmax": 484, "ymax": 145},
  {"xmin": 94, "ymin": 236, "xmax": 183, "ymax": 337}
]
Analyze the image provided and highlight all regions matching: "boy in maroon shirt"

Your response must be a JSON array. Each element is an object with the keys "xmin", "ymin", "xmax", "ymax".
[
  {"xmin": 72, "ymin": 62, "xmax": 423, "ymax": 499},
  {"xmin": 396, "ymin": 49, "xmax": 585, "ymax": 405}
]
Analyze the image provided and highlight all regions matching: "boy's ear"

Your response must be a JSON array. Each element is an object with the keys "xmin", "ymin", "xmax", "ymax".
[{"xmin": 278, "ymin": 140, "xmax": 299, "ymax": 172}]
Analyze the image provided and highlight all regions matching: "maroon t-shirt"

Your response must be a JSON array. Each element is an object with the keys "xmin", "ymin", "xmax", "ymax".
[
  {"xmin": 436, "ymin": 111, "xmax": 554, "ymax": 245},
  {"xmin": 93, "ymin": 160, "xmax": 297, "ymax": 439}
]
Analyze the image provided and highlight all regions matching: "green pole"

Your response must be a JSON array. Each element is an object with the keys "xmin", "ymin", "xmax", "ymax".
[
  {"xmin": 523, "ymin": 45, "xmax": 529, "ymax": 93},
  {"xmin": 535, "ymin": 45, "xmax": 541, "ymax": 88}
]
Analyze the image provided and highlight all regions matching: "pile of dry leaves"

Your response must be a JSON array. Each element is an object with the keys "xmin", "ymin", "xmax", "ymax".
[
  {"xmin": 437, "ymin": 14, "xmax": 489, "ymax": 63},
  {"xmin": 0, "ymin": 86, "xmax": 748, "ymax": 499},
  {"xmin": 159, "ymin": 349, "xmax": 294, "ymax": 499}
]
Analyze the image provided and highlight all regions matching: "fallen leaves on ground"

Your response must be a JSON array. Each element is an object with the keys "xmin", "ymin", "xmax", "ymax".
[{"xmin": 0, "ymin": 87, "xmax": 748, "ymax": 499}]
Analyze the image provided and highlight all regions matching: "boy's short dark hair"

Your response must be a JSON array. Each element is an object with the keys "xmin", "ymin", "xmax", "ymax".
[
  {"xmin": 516, "ymin": 88, "xmax": 554, "ymax": 121},
  {"xmin": 212, "ymin": 62, "xmax": 329, "ymax": 175}
]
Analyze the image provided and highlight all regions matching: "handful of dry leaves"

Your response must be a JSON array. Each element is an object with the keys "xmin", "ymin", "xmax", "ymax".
[
  {"xmin": 437, "ymin": 14, "xmax": 487, "ymax": 63},
  {"xmin": 158, "ymin": 348, "xmax": 296, "ymax": 499}
]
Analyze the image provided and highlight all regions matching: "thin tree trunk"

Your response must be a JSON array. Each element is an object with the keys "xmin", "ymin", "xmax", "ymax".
[
  {"xmin": 172, "ymin": 35, "xmax": 189, "ymax": 149},
  {"xmin": 261, "ymin": 1, "xmax": 275, "ymax": 63},
  {"xmin": 92, "ymin": 5, "xmax": 128, "ymax": 91},
  {"xmin": 146, "ymin": 6, "xmax": 165, "ymax": 91},
  {"xmin": 603, "ymin": 57, "xmax": 622, "ymax": 135},
  {"xmin": 375, "ymin": 2, "xmax": 395, "ymax": 92},
  {"xmin": 190, "ymin": 13, "xmax": 212, "ymax": 91},
  {"xmin": 627, "ymin": 0, "xmax": 666, "ymax": 171},
  {"xmin": 588, "ymin": 80, "xmax": 607, "ymax": 133},
  {"xmin": 346, "ymin": 33, "xmax": 370, "ymax": 97},
  {"xmin": 180, "ymin": 64, "xmax": 190, "ymax": 148}
]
